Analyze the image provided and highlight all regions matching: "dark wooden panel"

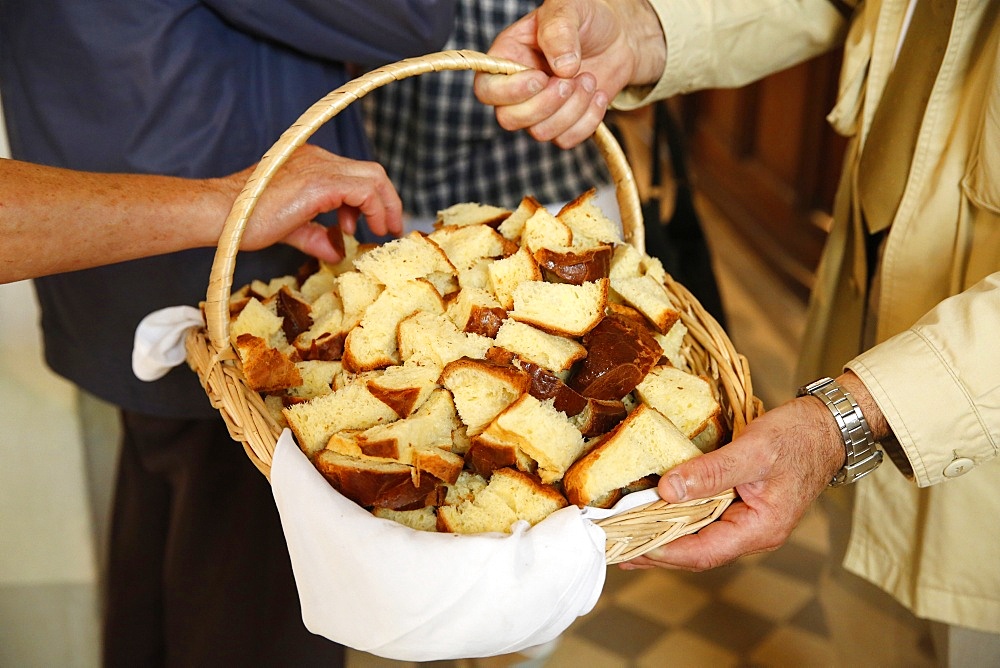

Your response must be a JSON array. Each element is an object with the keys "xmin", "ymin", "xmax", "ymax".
[{"xmin": 681, "ymin": 50, "xmax": 847, "ymax": 301}]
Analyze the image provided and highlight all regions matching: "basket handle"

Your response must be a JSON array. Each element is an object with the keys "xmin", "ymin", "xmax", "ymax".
[{"xmin": 204, "ymin": 49, "xmax": 644, "ymax": 352}]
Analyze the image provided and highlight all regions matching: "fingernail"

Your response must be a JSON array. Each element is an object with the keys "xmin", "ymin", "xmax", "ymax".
[
  {"xmin": 558, "ymin": 79, "xmax": 572, "ymax": 98},
  {"xmin": 667, "ymin": 473, "xmax": 688, "ymax": 501},
  {"xmin": 553, "ymin": 53, "xmax": 579, "ymax": 72},
  {"xmin": 527, "ymin": 77, "xmax": 543, "ymax": 94},
  {"xmin": 581, "ymin": 76, "xmax": 595, "ymax": 93}
]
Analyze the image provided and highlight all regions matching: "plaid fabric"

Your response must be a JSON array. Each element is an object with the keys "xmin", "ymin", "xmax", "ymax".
[{"xmin": 365, "ymin": 0, "xmax": 612, "ymax": 217}]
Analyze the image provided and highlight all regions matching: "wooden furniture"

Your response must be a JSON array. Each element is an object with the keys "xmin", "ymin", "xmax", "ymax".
[{"xmin": 681, "ymin": 50, "xmax": 847, "ymax": 301}]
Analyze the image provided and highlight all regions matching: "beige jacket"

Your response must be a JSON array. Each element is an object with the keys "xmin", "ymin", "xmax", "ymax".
[{"xmin": 627, "ymin": 0, "xmax": 1000, "ymax": 632}]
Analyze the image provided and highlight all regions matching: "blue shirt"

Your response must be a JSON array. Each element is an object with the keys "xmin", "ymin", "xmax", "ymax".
[{"xmin": 0, "ymin": 0, "xmax": 454, "ymax": 417}]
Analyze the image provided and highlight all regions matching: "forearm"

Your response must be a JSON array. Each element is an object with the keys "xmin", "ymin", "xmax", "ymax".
[{"xmin": 0, "ymin": 159, "xmax": 230, "ymax": 283}]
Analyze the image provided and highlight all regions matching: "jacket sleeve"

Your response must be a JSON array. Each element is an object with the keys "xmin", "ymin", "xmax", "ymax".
[
  {"xmin": 615, "ymin": 0, "xmax": 850, "ymax": 109},
  {"xmin": 202, "ymin": 0, "xmax": 456, "ymax": 65},
  {"xmin": 846, "ymin": 272, "xmax": 1000, "ymax": 487}
]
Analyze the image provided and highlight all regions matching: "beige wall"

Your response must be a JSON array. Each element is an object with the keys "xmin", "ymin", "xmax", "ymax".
[{"xmin": 0, "ymin": 96, "xmax": 103, "ymax": 666}]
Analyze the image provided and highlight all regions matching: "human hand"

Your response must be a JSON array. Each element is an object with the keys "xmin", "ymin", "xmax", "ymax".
[
  {"xmin": 221, "ymin": 145, "xmax": 403, "ymax": 262},
  {"xmin": 622, "ymin": 388, "xmax": 849, "ymax": 571},
  {"xmin": 473, "ymin": 0, "xmax": 665, "ymax": 148}
]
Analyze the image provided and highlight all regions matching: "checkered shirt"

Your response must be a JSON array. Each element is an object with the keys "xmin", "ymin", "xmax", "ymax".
[{"xmin": 365, "ymin": 0, "xmax": 612, "ymax": 216}]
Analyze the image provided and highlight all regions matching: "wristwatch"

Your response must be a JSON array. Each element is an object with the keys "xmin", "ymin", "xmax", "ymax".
[{"xmin": 797, "ymin": 376, "xmax": 884, "ymax": 486}]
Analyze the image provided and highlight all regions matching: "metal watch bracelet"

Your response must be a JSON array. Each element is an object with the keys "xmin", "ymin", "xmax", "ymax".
[{"xmin": 797, "ymin": 377, "xmax": 884, "ymax": 486}]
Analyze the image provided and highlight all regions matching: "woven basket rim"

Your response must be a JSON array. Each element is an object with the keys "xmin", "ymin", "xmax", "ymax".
[{"xmin": 185, "ymin": 50, "xmax": 763, "ymax": 565}]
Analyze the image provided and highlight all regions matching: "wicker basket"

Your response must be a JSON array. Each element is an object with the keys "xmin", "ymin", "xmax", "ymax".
[{"xmin": 185, "ymin": 50, "xmax": 762, "ymax": 566}]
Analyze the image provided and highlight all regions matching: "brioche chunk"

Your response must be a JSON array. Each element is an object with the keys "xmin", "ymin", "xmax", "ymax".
[
  {"xmin": 337, "ymin": 271, "xmax": 384, "ymax": 328},
  {"xmin": 446, "ymin": 286, "xmax": 506, "ymax": 337},
  {"xmin": 497, "ymin": 195, "xmax": 543, "ymax": 241},
  {"xmin": 250, "ymin": 275, "xmax": 298, "ymax": 299},
  {"xmin": 465, "ymin": 425, "xmax": 538, "ymax": 478},
  {"xmin": 490, "ymin": 394, "xmax": 585, "ymax": 484},
  {"xmin": 519, "ymin": 207, "xmax": 573, "ymax": 254},
  {"xmin": 691, "ymin": 415, "xmax": 726, "ymax": 453},
  {"xmin": 397, "ymin": 311, "xmax": 493, "ymax": 368},
  {"xmin": 429, "ymin": 223, "xmax": 511, "ymax": 271},
  {"xmin": 293, "ymin": 302, "xmax": 345, "ymax": 362},
  {"xmin": 353, "ymin": 231, "xmax": 455, "ymax": 288},
  {"xmin": 283, "ymin": 380, "xmax": 398, "ymax": 456},
  {"xmin": 437, "ymin": 468, "xmax": 568, "ymax": 534},
  {"xmin": 494, "ymin": 319, "xmax": 587, "ymax": 373},
  {"xmin": 456, "ymin": 258, "xmax": 492, "ymax": 290},
  {"xmin": 435, "ymin": 201, "xmax": 511, "ymax": 228},
  {"xmin": 634, "ymin": 366, "xmax": 724, "ymax": 448},
  {"xmin": 313, "ymin": 450, "xmax": 441, "ymax": 510},
  {"xmin": 510, "ymin": 278, "xmax": 608, "ymax": 337},
  {"xmin": 373, "ymin": 506, "xmax": 438, "ymax": 532},
  {"xmin": 557, "ymin": 188, "xmax": 623, "ymax": 248},
  {"xmin": 569, "ymin": 314, "xmax": 662, "ymax": 400},
  {"xmin": 609, "ymin": 244, "xmax": 644, "ymax": 281},
  {"xmin": 234, "ymin": 333, "xmax": 302, "ymax": 393},
  {"xmin": 488, "ymin": 245, "xmax": 542, "ymax": 310},
  {"xmin": 563, "ymin": 404, "xmax": 703, "ymax": 507},
  {"xmin": 299, "ymin": 268, "xmax": 339, "ymax": 303},
  {"xmin": 365, "ymin": 360, "xmax": 442, "ymax": 418},
  {"xmin": 317, "ymin": 233, "xmax": 363, "ymax": 276},
  {"xmin": 444, "ymin": 471, "xmax": 489, "ymax": 506},
  {"xmin": 654, "ymin": 321, "xmax": 689, "ymax": 369},
  {"xmin": 286, "ymin": 360, "xmax": 342, "ymax": 400},
  {"xmin": 342, "ymin": 279, "xmax": 444, "ymax": 372},
  {"xmin": 231, "ymin": 297, "xmax": 287, "ymax": 349},
  {"xmin": 534, "ymin": 245, "xmax": 613, "ymax": 285},
  {"xmin": 610, "ymin": 274, "xmax": 681, "ymax": 333},
  {"xmin": 356, "ymin": 390, "xmax": 460, "ymax": 465},
  {"xmin": 439, "ymin": 358, "xmax": 530, "ymax": 435}
]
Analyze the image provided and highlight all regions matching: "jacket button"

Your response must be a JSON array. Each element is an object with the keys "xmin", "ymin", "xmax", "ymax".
[{"xmin": 943, "ymin": 457, "xmax": 975, "ymax": 478}]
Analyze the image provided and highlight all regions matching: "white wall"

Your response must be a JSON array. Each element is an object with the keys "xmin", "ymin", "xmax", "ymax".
[{"xmin": 0, "ymin": 94, "xmax": 102, "ymax": 667}]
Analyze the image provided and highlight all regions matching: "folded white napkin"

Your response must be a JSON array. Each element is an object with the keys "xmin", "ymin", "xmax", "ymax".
[
  {"xmin": 132, "ymin": 305, "xmax": 204, "ymax": 381},
  {"xmin": 271, "ymin": 430, "xmax": 608, "ymax": 661},
  {"xmin": 132, "ymin": 307, "xmax": 662, "ymax": 661}
]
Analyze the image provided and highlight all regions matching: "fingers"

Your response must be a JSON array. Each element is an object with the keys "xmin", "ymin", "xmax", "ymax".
[
  {"xmin": 337, "ymin": 168, "xmax": 403, "ymax": 238},
  {"xmin": 280, "ymin": 222, "xmax": 342, "ymax": 263},
  {"xmin": 487, "ymin": 73, "xmax": 607, "ymax": 147},
  {"xmin": 474, "ymin": 70, "xmax": 548, "ymax": 110},
  {"xmin": 534, "ymin": 0, "xmax": 587, "ymax": 77},
  {"xmin": 241, "ymin": 146, "xmax": 403, "ymax": 254},
  {"xmin": 628, "ymin": 502, "xmax": 787, "ymax": 571}
]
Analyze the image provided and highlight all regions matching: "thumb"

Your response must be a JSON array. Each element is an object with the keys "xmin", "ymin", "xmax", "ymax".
[
  {"xmin": 658, "ymin": 443, "xmax": 761, "ymax": 503},
  {"xmin": 536, "ymin": 1, "xmax": 584, "ymax": 77}
]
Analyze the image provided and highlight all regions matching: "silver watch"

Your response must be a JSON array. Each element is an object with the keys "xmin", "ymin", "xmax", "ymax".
[{"xmin": 797, "ymin": 377, "xmax": 883, "ymax": 486}]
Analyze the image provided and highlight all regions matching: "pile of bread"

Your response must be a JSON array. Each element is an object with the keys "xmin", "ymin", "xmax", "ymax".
[{"xmin": 226, "ymin": 189, "xmax": 727, "ymax": 534}]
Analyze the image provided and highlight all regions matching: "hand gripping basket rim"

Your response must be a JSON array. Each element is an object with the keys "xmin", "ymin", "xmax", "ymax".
[{"xmin": 184, "ymin": 49, "xmax": 763, "ymax": 565}]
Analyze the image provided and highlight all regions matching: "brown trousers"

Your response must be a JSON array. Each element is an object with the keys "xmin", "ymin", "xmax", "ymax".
[{"xmin": 102, "ymin": 411, "xmax": 345, "ymax": 667}]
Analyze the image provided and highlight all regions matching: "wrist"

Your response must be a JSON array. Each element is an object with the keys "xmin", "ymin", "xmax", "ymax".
[
  {"xmin": 836, "ymin": 371, "xmax": 891, "ymax": 442},
  {"xmin": 798, "ymin": 375, "xmax": 884, "ymax": 486},
  {"xmin": 623, "ymin": 0, "xmax": 666, "ymax": 86}
]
